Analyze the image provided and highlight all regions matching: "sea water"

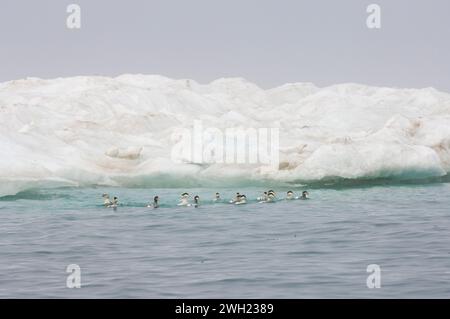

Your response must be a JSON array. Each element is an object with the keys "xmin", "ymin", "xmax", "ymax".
[{"xmin": 1, "ymin": 183, "xmax": 450, "ymax": 298}]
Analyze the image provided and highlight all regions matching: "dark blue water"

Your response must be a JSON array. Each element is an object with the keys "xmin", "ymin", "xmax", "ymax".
[{"xmin": 1, "ymin": 184, "xmax": 450, "ymax": 298}]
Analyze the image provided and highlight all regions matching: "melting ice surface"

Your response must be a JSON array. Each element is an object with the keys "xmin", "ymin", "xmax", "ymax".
[{"xmin": 1, "ymin": 75, "xmax": 450, "ymax": 196}]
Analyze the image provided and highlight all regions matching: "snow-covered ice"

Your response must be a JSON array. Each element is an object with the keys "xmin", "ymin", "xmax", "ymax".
[{"xmin": 1, "ymin": 74, "xmax": 450, "ymax": 196}]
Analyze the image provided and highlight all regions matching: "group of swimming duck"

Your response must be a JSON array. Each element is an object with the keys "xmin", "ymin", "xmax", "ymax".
[{"xmin": 102, "ymin": 190, "xmax": 309, "ymax": 209}]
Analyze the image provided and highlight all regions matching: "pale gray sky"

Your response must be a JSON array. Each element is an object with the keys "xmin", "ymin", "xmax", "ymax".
[{"xmin": 1, "ymin": 0, "xmax": 449, "ymax": 91}]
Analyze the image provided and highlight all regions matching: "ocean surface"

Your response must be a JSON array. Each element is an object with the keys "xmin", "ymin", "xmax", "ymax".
[{"xmin": 1, "ymin": 183, "xmax": 450, "ymax": 298}]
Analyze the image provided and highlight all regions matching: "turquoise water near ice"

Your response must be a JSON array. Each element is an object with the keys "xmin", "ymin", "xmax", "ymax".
[{"xmin": 1, "ymin": 183, "xmax": 450, "ymax": 298}]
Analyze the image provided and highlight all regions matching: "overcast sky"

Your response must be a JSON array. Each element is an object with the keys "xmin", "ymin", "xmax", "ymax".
[{"xmin": 1, "ymin": 0, "xmax": 449, "ymax": 91}]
